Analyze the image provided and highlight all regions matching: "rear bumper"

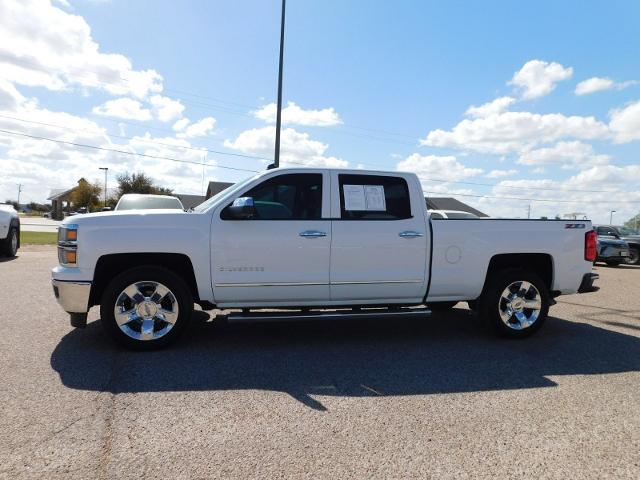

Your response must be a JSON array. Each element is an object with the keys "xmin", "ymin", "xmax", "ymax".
[
  {"xmin": 52, "ymin": 279, "xmax": 91, "ymax": 313},
  {"xmin": 578, "ymin": 273, "xmax": 599, "ymax": 293}
]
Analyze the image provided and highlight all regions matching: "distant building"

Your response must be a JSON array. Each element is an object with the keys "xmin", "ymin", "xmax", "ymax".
[
  {"xmin": 174, "ymin": 194, "xmax": 206, "ymax": 210},
  {"xmin": 206, "ymin": 181, "xmax": 233, "ymax": 199},
  {"xmin": 174, "ymin": 182, "xmax": 233, "ymax": 210},
  {"xmin": 425, "ymin": 197, "xmax": 488, "ymax": 217},
  {"xmin": 47, "ymin": 179, "xmax": 116, "ymax": 220}
]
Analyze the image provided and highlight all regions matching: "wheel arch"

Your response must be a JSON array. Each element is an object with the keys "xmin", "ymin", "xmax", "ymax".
[
  {"xmin": 90, "ymin": 253, "xmax": 199, "ymax": 308},
  {"xmin": 481, "ymin": 253, "xmax": 554, "ymax": 296}
]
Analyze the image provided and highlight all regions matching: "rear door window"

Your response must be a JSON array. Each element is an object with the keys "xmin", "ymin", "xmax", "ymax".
[{"xmin": 338, "ymin": 174, "xmax": 411, "ymax": 220}]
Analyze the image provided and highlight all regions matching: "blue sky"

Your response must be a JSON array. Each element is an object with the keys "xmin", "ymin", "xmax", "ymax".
[{"xmin": 1, "ymin": 0, "xmax": 639, "ymax": 222}]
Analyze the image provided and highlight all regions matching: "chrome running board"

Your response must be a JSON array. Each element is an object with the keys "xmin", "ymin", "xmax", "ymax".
[{"xmin": 227, "ymin": 307, "xmax": 431, "ymax": 323}]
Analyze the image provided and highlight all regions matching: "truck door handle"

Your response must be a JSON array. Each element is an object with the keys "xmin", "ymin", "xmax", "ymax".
[
  {"xmin": 299, "ymin": 230, "xmax": 327, "ymax": 238},
  {"xmin": 399, "ymin": 231, "xmax": 423, "ymax": 238}
]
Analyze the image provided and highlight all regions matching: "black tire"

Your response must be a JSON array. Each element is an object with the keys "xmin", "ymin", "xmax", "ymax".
[
  {"xmin": 627, "ymin": 248, "xmax": 640, "ymax": 265},
  {"xmin": 428, "ymin": 301, "xmax": 458, "ymax": 311},
  {"xmin": 605, "ymin": 260, "xmax": 621, "ymax": 267},
  {"xmin": 479, "ymin": 269, "xmax": 550, "ymax": 339},
  {"xmin": 1, "ymin": 228, "xmax": 18, "ymax": 257},
  {"xmin": 100, "ymin": 266, "xmax": 193, "ymax": 350}
]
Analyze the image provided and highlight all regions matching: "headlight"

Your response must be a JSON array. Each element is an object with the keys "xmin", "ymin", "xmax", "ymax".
[{"xmin": 58, "ymin": 224, "xmax": 78, "ymax": 266}]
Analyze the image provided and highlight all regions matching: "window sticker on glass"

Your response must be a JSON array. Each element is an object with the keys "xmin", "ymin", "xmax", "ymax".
[
  {"xmin": 343, "ymin": 184, "xmax": 366, "ymax": 210},
  {"xmin": 364, "ymin": 185, "xmax": 386, "ymax": 211}
]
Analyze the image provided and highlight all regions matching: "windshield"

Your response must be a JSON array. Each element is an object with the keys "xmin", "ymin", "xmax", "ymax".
[
  {"xmin": 619, "ymin": 226, "xmax": 639, "ymax": 235},
  {"xmin": 116, "ymin": 196, "xmax": 183, "ymax": 210},
  {"xmin": 192, "ymin": 174, "xmax": 257, "ymax": 212}
]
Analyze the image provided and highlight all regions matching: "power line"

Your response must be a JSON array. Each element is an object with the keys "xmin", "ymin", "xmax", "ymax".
[
  {"xmin": 2, "ymin": 115, "xmax": 628, "ymax": 195},
  {"xmin": 0, "ymin": 114, "xmax": 272, "ymax": 162},
  {"xmin": 421, "ymin": 190, "xmax": 640, "ymax": 204},
  {"xmin": 0, "ymin": 128, "xmax": 260, "ymax": 174},
  {"xmin": 2, "ymin": 126, "xmax": 638, "ymax": 204}
]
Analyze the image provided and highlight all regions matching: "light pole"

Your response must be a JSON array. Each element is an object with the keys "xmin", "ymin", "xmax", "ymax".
[
  {"xmin": 17, "ymin": 184, "xmax": 22, "ymax": 207},
  {"xmin": 99, "ymin": 167, "xmax": 108, "ymax": 207},
  {"xmin": 271, "ymin": 0, "xmax": 286, "ymax": 169},
  {"xmin": 609, "ymin": 210, "xmax": 616, "ymax": 225}
]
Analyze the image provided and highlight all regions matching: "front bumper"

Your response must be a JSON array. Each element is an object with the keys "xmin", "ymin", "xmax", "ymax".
[
  {"xmin": 52, "ymin": 279, "xmax": 91, "ymax": 313},
  {"xmin": 578, "ymin": 272, "xmax": 599, "ymax": 293}
]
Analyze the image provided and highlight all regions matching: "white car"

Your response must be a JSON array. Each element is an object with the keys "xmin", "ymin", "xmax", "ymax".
[
  {"xmin": 429, "ymin": 209, "xmax": 479, "ymax": 219},
  {"xmin": 51, "ymin": 167, "xmax": 599, "ymax": 349},
  {"xmin": 115, "ymin": 194, "xmax": 184, "ymax": 211},
  {"xmin": 0, "ymin": 203, "xmax": 20, "ymax": 257}
]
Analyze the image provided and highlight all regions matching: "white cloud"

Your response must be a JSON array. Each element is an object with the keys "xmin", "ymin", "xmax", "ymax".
[
  {"xmin": 253, "ymin": 101, "xmax": 342, "ymax": 126},
  {"xmin": 177, "ymin": 117, "xmax": 216, "ymax": 138},
  {"xmin": 609, "ymin": 100, "xmax": 640, "ymax": 143},
  {"xmin": 575, "ymin": 77, "xmax": 639, "ymax": 95},
  {"xmin": 225, "ymin": 126, "xmax": 347, "ymax": 167},
  {"xmin": 517, "ymin": 141, "xmax": 610, "ymax": 169},
  {"xmin": 149, "ymin": 95, "xmax": 184, "ymax": 122},
  {"xmin": 0, "ymin": 78, "xmax": 25, "ymax": 111},
  {"xmin": 509, "ymin": 60, "xmax": 573, "ymax": 100},
  {"xmin": 422, "ymin": 111, "xmax": 609, "ymax": 154},
  {"xmin": 575, "ymin": 77, "xmax": 615, "ymax": 96},
  {"xmin": 465, "ymin": 97, "xmax": 515, "ymax": 118},
  {"xmin": 172, "ymin": 118, "xmax": 190, "ymax": 132},
  {"xmin": 396, "ymin": 154, "xmax": 482, "ymax": 186},
  {"xmin": 485, "ymin": 169, "xmax": 517, "ymax": 178},
  {"xmin": 92, "ymin": 98, "xmax": 152, "ymax": 121},
  {"xmin": 0, "ymin": 0, "xmax": 163, "ymax": 99}
]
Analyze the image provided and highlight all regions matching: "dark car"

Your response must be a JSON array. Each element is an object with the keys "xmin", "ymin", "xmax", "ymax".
[
  {"xmin": 595, "ymin": 236, "xmax": 630, "ymax": 266},
  {"xmin": 595, "ymin": 225, "xmax": 640, "ymax": 265}
]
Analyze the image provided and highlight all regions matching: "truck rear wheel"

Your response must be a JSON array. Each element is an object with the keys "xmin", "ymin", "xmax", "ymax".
[
  {"xmin": 100, "ymin": 266, "xmax": 193, "ymax": 350},
  {"xmin": 480, "ymin": 270, "xmax": 549, "ymax": 338}
]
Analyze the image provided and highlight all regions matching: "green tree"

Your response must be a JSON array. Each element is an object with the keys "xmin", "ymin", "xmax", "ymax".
[
  {"xmin": 624, "ymin": 212, "xmax": 640, "ymax": 230},
  {"xmin": 116, "ymin": 172, "xmax": 173, "ymax": 196},
  {"xmin": 4, "ymin": 199, "xmax": 19, "ymax": 210},
  {"xmin": 71, "ymin": 178, "xmax": 102, "ymax": 210}
]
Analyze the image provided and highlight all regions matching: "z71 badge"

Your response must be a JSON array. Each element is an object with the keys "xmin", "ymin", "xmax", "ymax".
[{"xmin": 565, "ymin": 223, "xmax": 586, "ymax": 229}]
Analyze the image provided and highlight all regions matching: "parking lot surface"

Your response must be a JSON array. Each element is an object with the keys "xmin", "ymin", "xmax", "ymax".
[{"xmin": 1, "ymin": 247, "xmax": 639, "ymax": 479}]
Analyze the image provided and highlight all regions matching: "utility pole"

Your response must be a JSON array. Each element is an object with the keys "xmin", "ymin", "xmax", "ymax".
[
  {"xmin": 527, "ymin": 204, "xmax": 531, "ymax": 219},
  {"xmin": 99, "ymin": 167, "xmax": 108, "ymax": 207},
  {"xmin": 271, "ymin": 0, "xmax": 286, "ymax": 170},
  {"xmin": 17, "ymin": 184, "xmax": 22, "ymax": 207}
]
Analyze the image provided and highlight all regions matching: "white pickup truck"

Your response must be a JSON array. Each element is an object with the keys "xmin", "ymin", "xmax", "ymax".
[
  {"xmin": 0, "ymin": 203, "xmax": 20, "ymax": 257},
  {"xmin": 51, "ymin": 168, "xmax": 599, "ymax": 349}
]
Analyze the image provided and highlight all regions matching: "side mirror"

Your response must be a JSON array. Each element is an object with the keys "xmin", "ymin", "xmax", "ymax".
[{"xmin": 228, "ymin": 197, "xmax": 256, "ymax": 219}]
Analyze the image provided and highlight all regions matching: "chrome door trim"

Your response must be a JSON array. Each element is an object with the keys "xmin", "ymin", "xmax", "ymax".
[
  {"xmin": 215, "ymin": 279, "xmax": 423, "ymax": 288},
  {"xmin": 215, "ymin": 281, "xmax": 328, "ymax": 287},
  {"xmin": 331, "ymin": 279, "xmax": 423, "ymax": 285}
]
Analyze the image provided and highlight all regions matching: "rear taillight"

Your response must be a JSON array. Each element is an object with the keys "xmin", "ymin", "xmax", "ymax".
[{"xmin": 585, "ymin": 230, "xmax": 597, "ymax": 262}]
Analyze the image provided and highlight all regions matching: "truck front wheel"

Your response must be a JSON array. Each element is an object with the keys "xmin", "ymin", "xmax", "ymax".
[
  {"xmin": 100, "ymin": 266, "xmax": 193, "ymax": 350},
  {"xmin": 480, "ymin": 270, "xmax": 550, "ymax": 338}
]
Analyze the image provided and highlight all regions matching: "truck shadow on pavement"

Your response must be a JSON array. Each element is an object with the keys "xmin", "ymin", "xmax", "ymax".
[{"xmin": 51, "ymin": 309, "xmax": 640, "ymax": 411}]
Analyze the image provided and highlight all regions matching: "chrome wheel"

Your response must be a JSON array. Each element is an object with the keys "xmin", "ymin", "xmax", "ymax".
[
  {"xmin": 628, "ymin": 249, "xmax": 639, "ymax": 265},
  {"xmin": 114, "ymin": 281, "xmax": 179, "ymax": 341},
  {"xmin": 498, "ymin": 280, "xmax": 542, "ymax": 330}
]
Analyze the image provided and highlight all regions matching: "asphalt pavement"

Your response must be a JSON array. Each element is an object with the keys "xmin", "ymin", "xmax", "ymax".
[{"xmin": 1, "ymin": 246, "xmax": 639, "ymax": 479}]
